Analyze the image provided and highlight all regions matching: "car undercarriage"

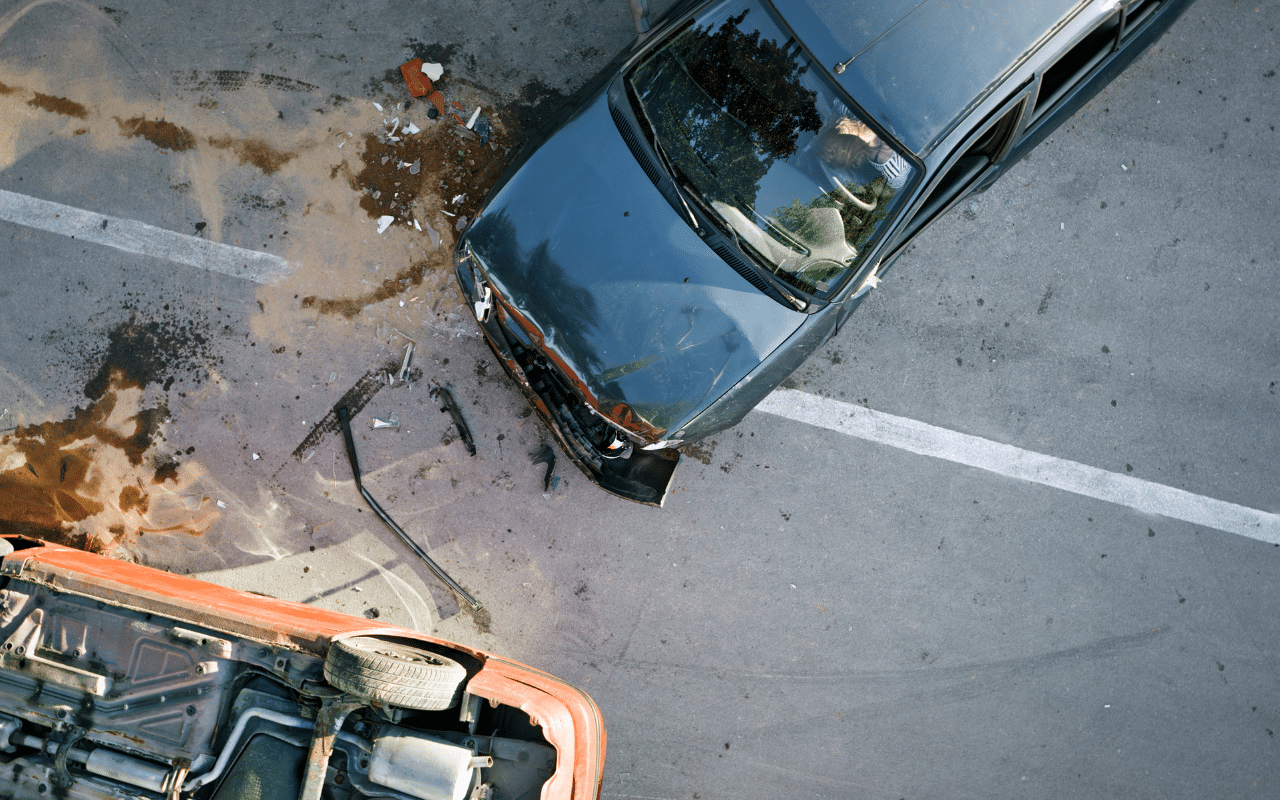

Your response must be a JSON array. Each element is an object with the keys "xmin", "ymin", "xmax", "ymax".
[{"xmin": 0, "ymin": 544, "xmax": 562, "ymax": 800}]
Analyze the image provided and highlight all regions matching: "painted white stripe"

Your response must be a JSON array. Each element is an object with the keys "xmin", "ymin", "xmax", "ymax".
[
  {"xmin": 756, "ymin": 388, "xmax": 1280, "ymax": 544},
  {"xmin": 0, "ymin": 189, "xmax": 288, "ymax": 284}
]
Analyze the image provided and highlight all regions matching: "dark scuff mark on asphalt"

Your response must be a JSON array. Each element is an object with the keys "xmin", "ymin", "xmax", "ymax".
[
  {"xmin": 83, "ymin": 316, "xmax": 217, "ymax": 400},
  {"xmin": 1037, "ymin": 286, "xmax": 1053, "ymax": 315},
  {"xmin": 287, "ymin": 367, "xmax": 398, "ymax": 463},
  {"xmin": 169, "ymin": 70, "xmax": 318, "ymax": 94}
]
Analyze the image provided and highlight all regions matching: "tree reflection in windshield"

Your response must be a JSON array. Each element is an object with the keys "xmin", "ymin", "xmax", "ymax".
[
  {"xmin": 632, "ymin": 7, "xmax": 819, "ymax": 212},
  {"xmin": 628, "ymin": 0, "xmax": 915, "ymax": 299}
]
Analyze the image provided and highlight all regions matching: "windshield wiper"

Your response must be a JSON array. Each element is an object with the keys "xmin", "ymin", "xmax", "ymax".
[{"xmin": 649, "ymin": 133, "xmax": 700, "ymax": 231}]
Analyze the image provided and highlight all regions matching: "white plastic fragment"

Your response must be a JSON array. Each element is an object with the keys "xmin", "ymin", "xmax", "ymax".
[
  {"xmin": 1061, "ymin": 222, "xmax": 1065, "ymax": 230},
  {"xmin": 372, "ymin": 101, "xmax": 383, "ymax": 112},
  {"xmin": 1121, "ymin": 163, "xmax": 1129, "ymax": 171},
  {"xmin": 399, "ymin": 342, "xmax": 414, "ymax": 381},
  {"xmin": 451, "ymin": 194, "xmax": 465, "ymax": 205},
  {"xmin": 413, "ymin": 219, "xmax": 422, "ymax": 231},
  {"xmin": 389, "ymin": 117, "xmax": 400, "ymax": 136},
  {"xmin": 466, "ymin": 107, "xmax": 481, "ymax": 129},
  {"xmin": 252, "ymin": 453, "xmax": 260, "ymax": 460},
  {"xmin": 423, "ymin": 62, "xmax": 444, "ymax": 81},
  {"xmin": 405, "ymin": 121, "xmax": 421, "ymax": 135},
  {"xmin": 377, "ymin": 216, "xmax": 395, "ymax": 234},
  {"xmin": 217, "ymin": 500, "xmax": 227, "ymax": 508}
]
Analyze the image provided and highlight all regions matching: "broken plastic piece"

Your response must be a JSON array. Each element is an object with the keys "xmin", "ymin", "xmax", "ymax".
[
  {"xmin": 422, "ymin": 62, "xmax": 444, "ymax": 82},
  {"xmin": 424, "ymin": 222, "xmax": 441, "ymax": 249},
  {"xmin": 466, "ymin": 107, "xmax": 481, "ymax": 129},
  {"xmin": 532, "ymin": 444, "xmax": 557, "ymax": 492},
  {"xmin": 377, "ymin": 216, "xmax": 395, "ymax": 234},
  {"xmin": 430, "ymin": 382, "xmax": 476, "ymax": 456},
  {"xmin": 252, "ymin": 453, "xmax": 260, "ymax": 461},
  {"xmin": 405, "ymin": 121, "xmax": 421, "ymax": 135},
  {"xmin": 399, "ymin": 57, "xmax": 432, "ymax": 97},
  {"xmin": 372, "ymin": 101, "xmax": 383, "ymax": 112},
  {"xmin": 372, "ymin": 416, "xmax": 400, "ymax": 429},
  {"xmin": 399, "ymin": 342, "xmax": 415, "ymax": 381},
  {"xmin": 427, "ymin": 91, "xmax": 446, "ymax": 118}
]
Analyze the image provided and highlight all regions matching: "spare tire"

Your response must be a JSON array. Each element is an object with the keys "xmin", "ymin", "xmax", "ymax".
[{"xmin": 324, "ymin": 637, "xmax": 467, "ymax": 711}]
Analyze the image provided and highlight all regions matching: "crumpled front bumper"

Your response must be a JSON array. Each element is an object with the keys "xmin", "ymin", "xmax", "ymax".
[{"xmin": 454, "ymin": 245, "xmax": 679, "ymax": 506}]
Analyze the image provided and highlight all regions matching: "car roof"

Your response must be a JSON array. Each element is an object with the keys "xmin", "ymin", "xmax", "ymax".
[{"xmin": 773, "ymin": 0, "xmax": 1088, "ymax": 155}]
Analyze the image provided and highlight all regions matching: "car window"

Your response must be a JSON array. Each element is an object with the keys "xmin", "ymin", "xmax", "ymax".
[
  {"xmin": 895, "ymin": 95, "xmax": 1027, "ymax": 245},
  {"xmin": 1031, "ymin": 0, "xmax": 1166, "ymax": 124},
  {"xmin": 625, "ymin": 0, "xmax": 918, "ymax": 299}
]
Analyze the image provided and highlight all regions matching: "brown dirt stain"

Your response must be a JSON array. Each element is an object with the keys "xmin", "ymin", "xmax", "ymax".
[
  {"xmin": 116, "ymin": 115, "xmax": 196, "ymax": 151},
  {"xmin": 300, "ymin": 261, "xmax": 428, "ymax": 318},
  {"xmin": 349, "ymin": 121, "xmax": 510, "ymax": 225},
  {"xmin": 0, "ymin": 375, "xmax": 215, "ymax": 554},
  {"xmin": 1, "ymin": 388, "xmax": 136, "ymax": 539},
  {"xmin": 27, "ymin": 91, "xmax": 89, "ymax": 119},
  {"xmin": 119, "ymin": 485, "xmax": 149, "ymax": 514},
  {"xmin": 208, "ymin": 135, "xmax": 296, "ymax": 174}
]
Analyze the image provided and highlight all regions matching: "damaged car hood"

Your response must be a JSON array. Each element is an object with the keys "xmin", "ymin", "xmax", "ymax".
[{"xmin": 465, "ymin": 88, "xmax": 805, "ymax": 436}]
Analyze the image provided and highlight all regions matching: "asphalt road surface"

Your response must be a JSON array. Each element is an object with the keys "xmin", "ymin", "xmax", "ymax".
[{"xmin": 1, "ymin": 1, "xmax": 1277, "ymax": 799}]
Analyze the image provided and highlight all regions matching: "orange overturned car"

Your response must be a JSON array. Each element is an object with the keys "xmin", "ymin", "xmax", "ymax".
[{"xmin": 0, "ymin": 536, "xmax": 604, "ymax": 800}]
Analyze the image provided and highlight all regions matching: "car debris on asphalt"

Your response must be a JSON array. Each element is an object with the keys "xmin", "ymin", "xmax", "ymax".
[
  {"xmin": 430, "ymin": 382, "xmax": 477, "ymax": 456},
  {"xmin": 532, "ymin": 443, "xmax": 558, "ymax": 492},
  {"xmin": 335, "ymin": 405, "xmax": 481, "ymax": 610}
]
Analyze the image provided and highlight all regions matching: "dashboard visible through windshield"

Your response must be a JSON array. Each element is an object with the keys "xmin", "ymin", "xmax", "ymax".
[{"xmin": 626, "ymin": 0, "xmax": 917, "ymax": 299}]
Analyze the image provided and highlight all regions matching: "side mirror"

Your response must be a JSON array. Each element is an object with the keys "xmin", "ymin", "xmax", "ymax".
[{"xmin": 629, "ymin": 0, "xmax": 650, "ymax": 35}]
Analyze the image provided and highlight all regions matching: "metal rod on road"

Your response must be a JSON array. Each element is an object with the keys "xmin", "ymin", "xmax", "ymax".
[{"xmin": 335, "ymin": 405, "xmax": 482, "ymax": 610}]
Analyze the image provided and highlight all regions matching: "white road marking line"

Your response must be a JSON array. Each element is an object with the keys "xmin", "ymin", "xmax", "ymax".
[
  {"xmin": 0, "ymin": 189, "xmax": 288, "ymax": 284},
  {"xmin": 756, "ymin": 388, "xmax": 1280, "ymax": 544}
]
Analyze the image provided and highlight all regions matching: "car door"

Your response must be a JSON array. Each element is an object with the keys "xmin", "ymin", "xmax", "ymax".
[
  {"xmin": 847, "ymin": 80, "xmax": 1032, "ymax": 300},
  {"xmin": 993, "ymin": 0, "xmax": 1190, "ymax": 188},
  {"xmin": 871, "ymin": 0, "xmax": 1173, "ymax": 279},
  {"xmin": 828, "ymin": 87, "xmax": 1030, "ymax": 336}
]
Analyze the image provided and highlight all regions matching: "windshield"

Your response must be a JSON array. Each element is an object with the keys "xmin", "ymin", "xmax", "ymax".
[{"xmin": 627, "ymin": 0, "xmax": 917, "ymax": 298}]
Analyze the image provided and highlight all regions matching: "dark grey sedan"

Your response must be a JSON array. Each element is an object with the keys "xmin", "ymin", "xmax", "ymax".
[{"xmin": 455, "ymin": 0, "xmax": 1196, "ymax": 505}]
